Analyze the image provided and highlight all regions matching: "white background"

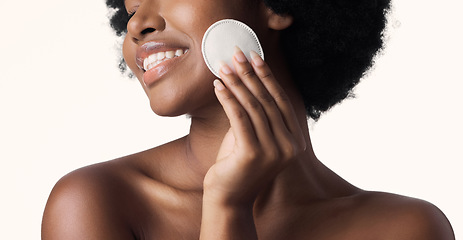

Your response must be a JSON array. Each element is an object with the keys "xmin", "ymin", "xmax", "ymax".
[{"xmin": 1, "ymin": 0, "xmax": 462, "ymax": 239}]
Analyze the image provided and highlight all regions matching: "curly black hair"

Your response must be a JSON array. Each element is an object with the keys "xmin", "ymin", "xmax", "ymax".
[{"xmin": 105, "ymin": 0, "xmax": 391, "ymax": 120}]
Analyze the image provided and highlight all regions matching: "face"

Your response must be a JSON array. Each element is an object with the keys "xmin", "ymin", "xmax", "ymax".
[{"xmin": 123, "ymin": 0, "xmax": 268, "ymax": 117}]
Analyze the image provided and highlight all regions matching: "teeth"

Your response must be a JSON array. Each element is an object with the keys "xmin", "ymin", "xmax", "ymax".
[
  {"xmin": 166, "ymin": 51, "xmax": 175, "ymax": 59},
  {"xmin": 157, "ymin": 52, "xmax": 165, "ymax": 61},
  {"xmin": 143, "ymin": 58, "xmax": 149, "ymax": 71},
  {"xmin": 143, "ymin": 49, "xmax": 186, "ymax": 71},
  {"xmin": 175, "ymin": 49, "xmax": 184, "ymax": 57}
]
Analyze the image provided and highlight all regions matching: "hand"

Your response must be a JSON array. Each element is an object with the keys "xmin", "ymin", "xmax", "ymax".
[{"xmin": 203, "ymin": 47, "xmax": 307, "ymax": 207}]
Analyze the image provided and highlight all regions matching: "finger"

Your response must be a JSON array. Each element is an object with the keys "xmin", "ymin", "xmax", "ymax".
[
  {"xmin": 231, "ymin": 47, "xmax": 290, "ymax": 141},
  {"xmin": 213, "ymin": 79, "xmax": 258, "ymax": 148},
  {"xmin": 249, "ymin": 50, "xmax": 307, "ymax": 150},
  {"xmin": 219, "ymin": 62, "xmax": 275, "ymax": 147}
]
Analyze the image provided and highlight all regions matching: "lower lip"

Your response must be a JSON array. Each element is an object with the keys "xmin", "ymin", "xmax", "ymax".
[{"xmin": 142, "ymin": 55, "xmax": 185, "ymax": 87}]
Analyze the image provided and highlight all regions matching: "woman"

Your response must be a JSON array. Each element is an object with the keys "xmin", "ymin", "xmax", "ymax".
[{"xmin": 42, "ymin": 0, "xmax": 455, "ymax": 239}]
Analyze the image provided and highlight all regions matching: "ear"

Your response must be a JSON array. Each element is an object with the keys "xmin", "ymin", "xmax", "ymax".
[{"xmin": 266, "ymin": 8, "xmax": 293, "ymax": 30}]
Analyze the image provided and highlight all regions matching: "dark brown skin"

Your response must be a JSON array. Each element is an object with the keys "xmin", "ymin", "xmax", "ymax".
[{"xmin": 42, "ymin": 0, "xmax": 455, "ymax": 239}]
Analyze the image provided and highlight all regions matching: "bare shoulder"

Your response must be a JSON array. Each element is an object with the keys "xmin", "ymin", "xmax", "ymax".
[
  {"xmin": 41, "ymin": 139, "xmax": 194, "ymax": 240},
  {"xmin": 348, "ymin": 191, "xmax": 455, "ymax": 240},
  {"xmin": 41, "ymin": 160, "xmax": 140, "ymax": 240}
]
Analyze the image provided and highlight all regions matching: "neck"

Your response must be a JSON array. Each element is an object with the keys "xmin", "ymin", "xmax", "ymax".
[
  {"xmin": 184, "ymin": 44, "xmax": 309, "ymax": 176},
  {"xmin": 181, "ymin": 47, "xmax": 357, "ymax": 208}
]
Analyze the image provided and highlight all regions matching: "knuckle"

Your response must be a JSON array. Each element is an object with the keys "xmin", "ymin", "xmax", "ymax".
[
  {"xmin": 222, "ymin": 92, "xmax": 235, "ymax": 101},
  {"xmin": 259, "ymin": 71, "xmax": 273, "ymax": 81},
  {"xmin": 234, "ymin": 108, "xmax": 247, "ymax": 119},
  {"xmin": 282, "ymin": 145, "xmax": 295, "ymax": 159},
  {"xmin": 277, "ymin": 139, "xmax": 293, "ymax": 158},
  {"xmin": 249, "ymin": 149, "xmax": 261, "ymax": 160},
  {"xmin": 241, "ymin": 68, "xmax": 257, "ymax": 78},
  {"xmin": 257, "ymin": 92, "xmax": 274, "ymax": 103},
  {"xmin": 245, "ymin": 99, "xmax": 261, "ymax": 111},
  {"xmin": 228, "ymin": 78, "xmax": 243, "ymax": 87},
  {"xmin": 274, "ymin": 89, "xmax": 289, "ymax": 102},
  {"xmin": 281, "ymin": 140, "xmax": 301, "ymax": 160},
  {"xmin": 264, "ymin": 147, "xmax": 280, "ymax": 163},
  {"xmin": 240, "ymin": 148, "xmax": 260, "ymax": 162}
]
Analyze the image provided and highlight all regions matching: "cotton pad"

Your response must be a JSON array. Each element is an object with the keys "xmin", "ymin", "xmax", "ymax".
[{"xmin": 201, "ymin": 19, "xmax": 264, "ymax": 78}]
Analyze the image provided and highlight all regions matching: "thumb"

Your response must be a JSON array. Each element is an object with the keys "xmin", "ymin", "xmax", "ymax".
[{"xmin": 216, "ymin": 128, "xmax": 235, "ymax": 162}]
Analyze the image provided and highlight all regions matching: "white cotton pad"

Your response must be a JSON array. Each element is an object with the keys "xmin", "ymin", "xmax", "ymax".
[{"xmin": 201, "ymin": 19, "xmax": 264, "ymax": 78}]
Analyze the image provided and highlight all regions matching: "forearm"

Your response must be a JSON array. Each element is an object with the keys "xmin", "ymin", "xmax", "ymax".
[{"xmin": 200, "ymin": 194, "xmax": 258, "ymax": 240}]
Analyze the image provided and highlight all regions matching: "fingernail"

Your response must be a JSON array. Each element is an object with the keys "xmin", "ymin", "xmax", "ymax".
[
  {"xmin": 250, "ymin": 51, "xmax": 264, "ymax": 67},
  {"xmin": 219, "ymin": 61, "xmax": 232, "ymax": 75},
  {"xmin": 234, "ymin": 46, "xmax": 247, "ymax": 63},
  {"xmin": 213, "ymin": 79, "xmax": 225, "ymax": 91}
]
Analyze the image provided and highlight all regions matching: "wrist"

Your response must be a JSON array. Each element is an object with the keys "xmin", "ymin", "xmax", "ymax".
[{"xmin": 201, "ymin": 191, "xmax": 258, "ymax": 240}]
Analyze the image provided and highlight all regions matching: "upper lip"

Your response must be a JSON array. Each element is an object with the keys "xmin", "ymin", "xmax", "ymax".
[{"xmin": 135, "ymin": 41, "xmax": 189, "ymax": 71}]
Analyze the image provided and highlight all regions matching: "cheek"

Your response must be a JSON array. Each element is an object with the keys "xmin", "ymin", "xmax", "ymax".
[
  {"xmin": 122, "ymin": 37, "xmax": 141, "ymax": 78},
  {"xmin": 165, "ymin": 0, "xmax": 256, "ymax": 43}
]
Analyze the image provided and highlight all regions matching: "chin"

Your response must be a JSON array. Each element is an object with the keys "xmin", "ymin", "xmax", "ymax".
[{"xmin": 149, "ymin": 103, "xmax": 186, "ymax": 117}]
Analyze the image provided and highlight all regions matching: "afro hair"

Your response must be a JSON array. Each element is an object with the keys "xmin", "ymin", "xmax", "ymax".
[{"xmin": 106, "ymin": 0, "xmax": 391, "ymax": 120}]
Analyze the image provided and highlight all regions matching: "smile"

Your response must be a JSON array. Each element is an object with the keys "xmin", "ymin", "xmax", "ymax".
[
  {"xmin": 143, "ymin": 49, "xmax": 188, "ymax": 71},
  {"xmin": 135, "ymin": 41, "xmax": 190, "ymax": 87}
]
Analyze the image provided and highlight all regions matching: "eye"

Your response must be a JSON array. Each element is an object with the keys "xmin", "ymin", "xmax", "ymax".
[
  {"xmin": 125, "ymin": 1, "xmax": 139, "ymax": 22},
  {"xmin": 127, "ymin": 11, "xmax": 136, "ymax": 21}
]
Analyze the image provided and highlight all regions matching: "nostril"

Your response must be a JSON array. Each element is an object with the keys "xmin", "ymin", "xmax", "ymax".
[{"xmin": 141, "ymin": 28, "xmax": 156, "ymax": 35}]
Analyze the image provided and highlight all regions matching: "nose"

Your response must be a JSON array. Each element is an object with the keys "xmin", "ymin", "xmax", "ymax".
[{"xmin": 127, "ymin": 1, "xmax": 166, "ymax": 42}]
